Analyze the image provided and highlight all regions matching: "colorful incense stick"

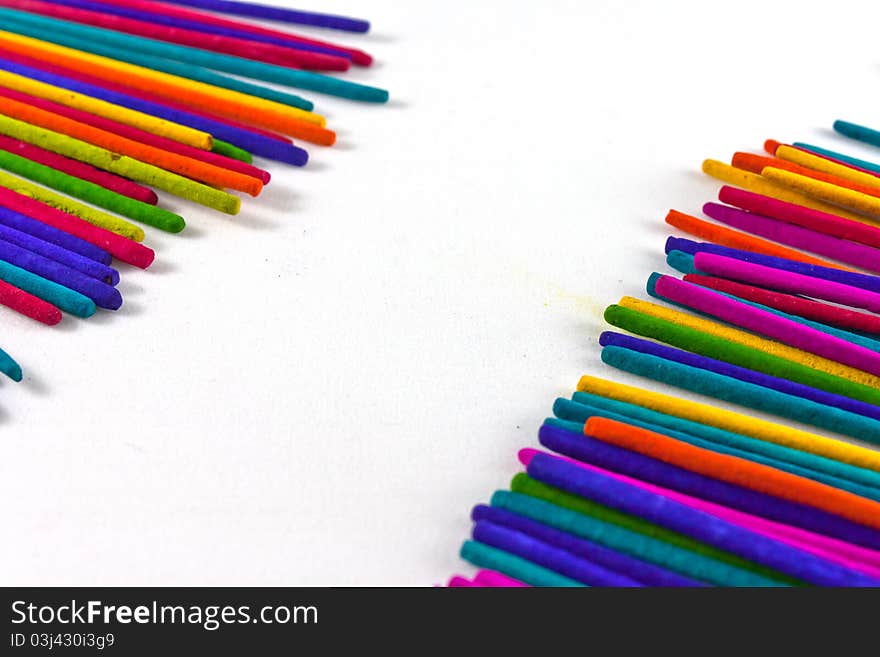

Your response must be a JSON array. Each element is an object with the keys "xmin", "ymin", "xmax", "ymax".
[
  {"xmin": 0, "ymin": 238, "xmax": 121, "ymax": 308},
  {"xmin": 577, "ymin": 375, "xmax": 880, "ymax": 476},
  {"xmin": 0, "ymin": 345, "xmax": 21, "ymax": 380},
  {"xmin": 702, "ymin": 159, "xmax": 867, "ymax": 224},
  {"xmin": 599, "ymin": 331, "xmax": 880, "ymax": 426},
  {"xmin": 614, "ymin": 294, "xmax": 880, "ymax": 391},
  {"xmin": 522, "ymin": 447, "xmax": 880, "ymax": 578},
  {"xmin": 0, "ymin": 115, "xmax": 232, "ymax": 218},
  {"xmin": 0, "ymin": 10, "xmax": 387, "ymax": 102},
  {"xmin": 0, "ymin": 185, "xmax": 153, "ymax": 268},
  {"xmin": 0, "ymin": 29, "xmax": 328, "ymax": 136},
  {"xmin": 1, "ymin": 0, "xmax": 351, "ymax": 71},
  {"xmin": 600, "ymin": 343, "xmax": 880, "ymax": 446},
  {"xmin": 583, "ymin": 418, "xmax": 880, "ymax": 533},
  {"xmin": 0, "ymin": 221, "xmax": 118, "ymax": 284},
  {"xmin": 0, "ymin": 24, "xmax": 318, "ymax": 113},
  {"xmin": 472, "ymin": 504, "xmax": 703, "ymax": 586},
  {"xmin": 83, "ymin": 0, "xmax": 372, "ymax": 64},
  {"xmin": 557, "ymin": 391, "xmax": 880, "ymax": 492},
  {"xmin": 0, "ymin": 98, "xmax": 261, "ymax": 196},
  {"xmin": 0, "ymin": 137, "xmax": 186, "ymax": 231},
  {"xmin": 653, "ymin": 274, "xmax": 880, "ymax": 379},
  {"xmin": 495, "ymin": 487, "xmax": 784, "ymax": 586},
  {"xmin": 472, "ymin": 520, "xmax": 644, "ymax": 587},
  {"xmin": 684, "ymin": 273, "xmax": 880, "ymax": 335},
  {"xmin": 527, "ymin": 447, "xmax": 879, "ymax": 585},
  {"xmin": 471, "ymin": 570, "xmax": 526, "ymax": 587},
  {"xmin": 0, "ymin": 87, "xmax": 270, "ymax": 183},
  {"xmin": 0, "ymin": 276, "xmax": 60, "ymax": 324},
  {"xmin": 668, "ymin": 236, "xmax": 880, "ymax": 295},
  {"xmin": 459, "ymin": 540, "xmax": 583, "ymax": 587},
  {"xmin": 702, "ymin": 202, "xmax": 880, "ymax": 273},
  {"xmin": 0, "ymin": 168, "xmax": 145, "ymax": 240},
  {"xmin": 552, "ymin": 392, "xmax": 880, "ymax": 500},
  {"xmin": 665, "ymin": 209, "xmax": 845, "ymax": 269},
  {"xmin": 0, "ymin": 55, "xmax": 309, "ymax": 165},
  {"xmin": 0, "ymin": 65, "xmax": 213, "ymax": 147},
  {"xmin": 649, "ymin": 271, "xmax": 880, "ymax": 356},
  {"xmin": 694, "ymin": 251, "xmax": 880, "ymax": 314},
  {"xmin": 0, "ymin": 256, "xmax": 95, "ymax": 317},
  {"xmin": 159, "ymin": 0, "xmax": 371, "ymax": 33},
  {"xmin": 0, "ymin": 202, "xmax": 110, "ymax": 263},
  {"xmin": 0, "ymin": 133, "xmax": 157, "ymax": 204},
  {"xmin": 794, "ymin": 142, "xmax": 880, "ymax": 178},
  {"xmin": 719, "ymin": 186, "xmax": 880, "ymax": 249}
]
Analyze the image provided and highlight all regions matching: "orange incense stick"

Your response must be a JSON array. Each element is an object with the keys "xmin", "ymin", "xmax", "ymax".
[
  {"xmin": 0, "ymin": 30, "xmax": 335, "ymax": 145},
  {"xmin": 584, "ymin": 416, "xmax": 880, "ymax": 532},
  {"xmin": 733, "ymin": 152, "xmax": 880, "ymax": 200},
  {"xmin": 664, "ymin": 209, "xmax": 849, "ymax": 270},
  {"xmin": 0, "ymin": 95, "xmax": 262, "ymax": 195}
]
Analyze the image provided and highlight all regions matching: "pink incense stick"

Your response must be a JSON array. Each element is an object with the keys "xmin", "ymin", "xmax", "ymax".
[
  {"xmin": 0, "ymin": 0, "xmax": 351, "ymax": 72},
  {"xmin": 656, "ymin": 273, "xmax": 880, "ymax": 378},
  {"xmin": 719, "ymin": 186, "xmax": 880, "ymax": 250},
  {"xmin": 0, "ymin": 85, "xmax": 271, "ymax": 185},
  {"xmin": 0, "ymin": 46, "xmax": 292, "ymax": 145},
  {"xmin": 703, "ymin": 202, "xmax": 880, "ymax": 274},
  {"xmin": 766, "ymin": 140, "xmax": 880, "ymax": 179},
  {"xmin": 694, "ymin": 251, "xmax": 880, "ymax": 314},
  {"xmin": 446, "ymin": 576, "xmax": 478, "ymax": 588},
  {"xmin": 473, "ymin": 570, "xmax": 528, "ymax": 587},
  {"xmin": 0, "ymin": 134, "xmax": 157, "ymax": 204}
]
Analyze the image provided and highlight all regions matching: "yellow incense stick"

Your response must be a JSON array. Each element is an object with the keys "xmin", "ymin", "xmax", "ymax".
[
  {"xmin": 0, "ymin": 68, "xmax": 213, "ymax": 149},
  {"xmin": 762, "ymin": 167, "xmax": 880, "ymax": 219},
  {"xmin": 0, "ymin": 169, "xmax": 144, "ymax": 241},
  {"xmin": 576, "ymin": 375, "xmax": 880, "ymax": 472},
  {"xmin": 776, "ymin": 144, "xmax": 880, "ymax": 192},
  {"xmin": 0, "ymin": 114, "xmax": 240, "ymax": 215},
  {"xmin": 702, "ymin": 159, "xmax": 871, "ymax": 225},
  {"xmin": 617, "ymin": 296, "xmax": 880, "ymax": 389},
  {"xmin": 0, "ymin": 30, "xmax": 328, "ymax": 136}
]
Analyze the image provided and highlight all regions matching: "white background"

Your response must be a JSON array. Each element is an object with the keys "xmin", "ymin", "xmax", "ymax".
[{"xmin": 3, "ymin": 0, "xmax": 880, "ymax": 585}]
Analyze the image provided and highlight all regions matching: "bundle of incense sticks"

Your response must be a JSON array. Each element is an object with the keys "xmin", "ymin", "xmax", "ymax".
[
  {"xmin": 0, "ymin": 0, "xmax": 388, "ymax": 384},
  {"xmin": 448, "ymin": 121, "xmax": 880, "ymax": 588}
]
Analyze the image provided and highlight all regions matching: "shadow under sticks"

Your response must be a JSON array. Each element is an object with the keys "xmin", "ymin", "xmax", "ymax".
[
  {"xmin": 43, "ymin": 284, "xmax": 149, "ymax": 336},
  {"xmin": 251, "ymin": 184, "xmax": 300, "ymax": 217},
  {"xmin": 300, "ymin": 159, "xmax": 330, "ymax": 173},
  {"xmin": 144, "ymin": 259, "xmax": 176, "ymax": 276},
  {"xmin": 361, "ymin": 33, "xmax": 397, "ymax": 45},
  {"xmin": 22, "ymin": 369, "xmax": 50, "ymax": 397},
  {"xmin": 384, "ymin": 97, "xmax": 409, "ymax": 110}
]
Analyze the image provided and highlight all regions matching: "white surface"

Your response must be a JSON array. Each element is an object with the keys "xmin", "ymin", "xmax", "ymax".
[{"xmin": 3, "ymin": 0, "xmax": 880, "ymax": 585}]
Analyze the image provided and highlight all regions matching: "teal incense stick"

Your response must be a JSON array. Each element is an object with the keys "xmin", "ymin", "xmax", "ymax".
[
  {"xmin": 602, "ymin": 303, "xmax": 880, "ymax": 408},
  {"xmin": 667, "ymin": 249, "xmax": 698, "ymax": 274},
  {"xmin": 0, "ymin": 346, "xmax": 21, "ymax": 381},
  {"xmin": 599, "ymin": 345, "xmax": 880, "ymax": 447},
  {"xmin": 0, "ymin": 259, "xmax": 95, "ymax": 318},
  {"xmin": 648, "ymin": 272, "xmax": 880, "ymax": 355},
  {"xmin": 493, "ymin": 488, "xmax": 786, "ymax": 586},
  {"xmin": 793, "ymin": 142, "xmax": 880, "ymax": 177},
  {"xmin": 546, "ymin": 399, "xmax": 880, "ymax": 502},
  {"xmin": 0, "ymin": 147, "xmax": 184, "ymax": 232},
  {"xmin": 0, "ymin": 9, "xmax": 390, "ymax": 103},
  {"xmin": 0, "ymin": 17, "xmax": 315, "ymax": 111},
  {"xmin": 559, "ymin": 392, "xmax": 880, "ymax": 491},
  {"xmin": 459, "ymin": 540, "xmax": 584, "ymax": 587}
]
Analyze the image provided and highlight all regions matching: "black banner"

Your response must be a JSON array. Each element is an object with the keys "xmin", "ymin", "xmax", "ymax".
[{"xmin": 0, "ymin": 587, "xmax": 872, "ymax": 653}]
